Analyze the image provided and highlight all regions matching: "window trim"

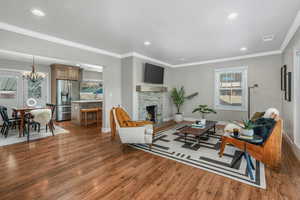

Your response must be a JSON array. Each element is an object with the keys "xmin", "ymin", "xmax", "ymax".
[{"xmin": 214, "ymin": 66, "xmax": 248, "ymax": 111}]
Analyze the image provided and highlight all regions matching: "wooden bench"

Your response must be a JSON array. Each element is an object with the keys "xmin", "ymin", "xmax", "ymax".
[{"xmin": 80, "ymin": 108, "xmax": 102, "ymax": 127}]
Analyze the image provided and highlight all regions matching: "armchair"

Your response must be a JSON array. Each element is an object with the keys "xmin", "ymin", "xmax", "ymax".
[{"xmin": 110, "ymin": 106, "xmax": 154, "ymax": 147}]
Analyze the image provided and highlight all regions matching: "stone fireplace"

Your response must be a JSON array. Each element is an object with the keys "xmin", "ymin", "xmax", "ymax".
[{"xmin": 137, "ymin": 91, "xmax": 163, "ymax": 124}]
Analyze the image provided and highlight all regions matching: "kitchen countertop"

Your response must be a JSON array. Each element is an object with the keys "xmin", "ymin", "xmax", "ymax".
[{"xmin": 71, "ymin": 100, "xmax": 103, "ymax": 103}]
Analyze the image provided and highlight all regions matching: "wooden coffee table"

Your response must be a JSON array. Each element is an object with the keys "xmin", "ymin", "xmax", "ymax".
[{"xmin": 178, "ymin": 121, "xmax": 217, "ymax": 144}]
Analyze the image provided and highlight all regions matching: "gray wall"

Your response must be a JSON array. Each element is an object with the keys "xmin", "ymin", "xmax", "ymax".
[
  {"xmin": 282, "ymin": 25, "xmax": 300, "ymax": 156},
  {"xmin": 0, "ymin": 30, "xmax": 122, "ymax": 130},
  {"xmin": 121, "ymin": 57, "xmax": 134, "ymax": 116},
  {"xmin": 170, "ymin": 55, "xmax": 282, "ymax": 121},
  {"xmin": 82, "ymin": 70, "xmax": 103, "ymax": 81}
]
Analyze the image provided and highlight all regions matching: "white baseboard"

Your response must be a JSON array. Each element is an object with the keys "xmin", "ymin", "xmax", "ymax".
[
  {"xmin": 101, "ymin": 127, "xmax": 111, "ymax": 133},
  {"xmin": 163, "ymin": 117, "xmax": 173, "ymax": 122},
  {"xmin": 283, "ymin": 132, "xmax": 300, "ymax": 161}
]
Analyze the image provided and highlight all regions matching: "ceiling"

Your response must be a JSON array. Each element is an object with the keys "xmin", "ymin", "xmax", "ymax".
[{"xmin": 0, "ymin": 0, "xmax": 299, "ymax": 65}]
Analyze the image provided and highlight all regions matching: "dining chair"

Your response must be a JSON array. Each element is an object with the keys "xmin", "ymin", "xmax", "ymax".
[
  {"xmin": 26, "ymin": 109, "xmax": 53, "ymax": 142},
  {"xmin": 0, "ymin": 106, "xmax": 21, "ymax": 138}
]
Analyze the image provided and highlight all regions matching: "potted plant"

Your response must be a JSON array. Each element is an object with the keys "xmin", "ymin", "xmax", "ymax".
[
  {"xmin": 241, "ymin": 120, "xmax": 255, "ymax": 136},
  {"xmin": 192, "ymin": 105, "xmax": 217, "ymax": 125},
  {"xmin": 170, "ymin": 87, "xmax": 198, "ymax": 122}
]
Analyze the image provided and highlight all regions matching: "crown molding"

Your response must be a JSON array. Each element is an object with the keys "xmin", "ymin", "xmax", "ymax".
[
  {"xmin": 172, "ymin": 50, "xmax": 282, "ymax": 68},
  {"xmin": 0, "ymin": 48, "xmax": 103, "ymax": 71},
  {"xmin": 121, "ymin": 52, "xmax": 173, "ymax": 67},
  {"xmin": 0, "ymin": 22, "xmax": 122, "ymax": 58},
  {"xmin": 280, "ymin": 10, "xmax": 300, "ymax": 52}
]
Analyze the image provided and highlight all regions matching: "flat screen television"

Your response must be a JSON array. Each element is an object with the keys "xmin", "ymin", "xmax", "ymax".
[{"xmin": 144, "ymin": 63, "xmax": 164, "ymax": 84}]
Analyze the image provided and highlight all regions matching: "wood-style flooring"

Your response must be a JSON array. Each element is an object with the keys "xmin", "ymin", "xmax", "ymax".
[{"xmin": 0, "ymin": 122, "xmax": 299, "ymax": 200}]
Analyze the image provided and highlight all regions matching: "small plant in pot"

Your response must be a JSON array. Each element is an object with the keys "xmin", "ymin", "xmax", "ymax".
[
  {"xmin": 241, "ymin": 120, "xmax": 255, "ymax": 136},
  {"xmin": 170, "ymin": 87, "xmax": 198, "ymax": 123},
  {"xmin": 192, "ymin": 105, "xmax": 217, "ymax": 125}
]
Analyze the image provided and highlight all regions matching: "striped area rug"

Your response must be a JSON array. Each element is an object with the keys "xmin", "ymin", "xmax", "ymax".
[{"xmin": 131, "ymin": 123, "xmax": 266, "ymax": 189}]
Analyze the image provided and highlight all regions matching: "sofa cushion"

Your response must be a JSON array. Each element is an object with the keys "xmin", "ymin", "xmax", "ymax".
[{"xmin": 253, "ymin": 118, "xmax": 276, "ymax": 144}]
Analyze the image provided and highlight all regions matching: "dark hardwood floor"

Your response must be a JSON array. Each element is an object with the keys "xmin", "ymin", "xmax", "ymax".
[{"xmin": 0, "ymin": 122, "xmax": 299, "ymax": 200}]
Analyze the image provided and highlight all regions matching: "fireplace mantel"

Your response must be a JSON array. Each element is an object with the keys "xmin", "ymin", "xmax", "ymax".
[{"xmin": 136, "ymin": 85, "xmax": 168, "ymax": 92}]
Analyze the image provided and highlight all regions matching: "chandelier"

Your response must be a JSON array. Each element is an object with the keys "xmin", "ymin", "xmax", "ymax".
[{"xmin": 23, "ymin": 56, "xmax": 45, "ymax": 82}]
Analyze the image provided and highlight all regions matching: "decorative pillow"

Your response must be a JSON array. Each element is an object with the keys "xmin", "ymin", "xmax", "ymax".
[
  {"xmin": 263, "ymin": 108, "xmax": 279, "ymax": 119},
  {"xmin": 251, "ymin": 112, "xmax": 265, "ymax": 122},
  {"xmin": 253, "ymin": 118, "xmax": 276, "ymax": 144}
]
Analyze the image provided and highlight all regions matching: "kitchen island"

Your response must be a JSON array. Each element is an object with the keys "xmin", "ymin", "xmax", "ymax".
[{"xmin": 71, "ymin": 100, "xmax": 103, "ymax": 126}]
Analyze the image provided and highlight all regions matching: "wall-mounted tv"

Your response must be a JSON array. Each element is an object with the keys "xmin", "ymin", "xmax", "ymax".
[{"xmin": 144, "ymin": 63, "xmax": 164, "ymax": 84}]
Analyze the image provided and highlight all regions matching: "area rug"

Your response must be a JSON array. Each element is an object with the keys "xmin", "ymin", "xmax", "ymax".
[
  {"xmin": 0, "ymin": 125, "xmax": 69, "ymax": 147},
  {"xmin": 131, "ymin": 123, "xmax": 266, "ymax": 189}
]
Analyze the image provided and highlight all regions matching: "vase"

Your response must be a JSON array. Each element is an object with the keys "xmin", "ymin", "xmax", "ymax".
[
  {"xmin": 174, "ymin": 114, "xmax": 183, "ymax": 123},
  {"xmin": 242, "ymin": 129, "xmax": 254, "ymax": 136}
]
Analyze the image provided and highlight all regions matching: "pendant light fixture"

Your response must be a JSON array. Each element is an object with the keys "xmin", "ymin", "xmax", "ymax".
[{"xmin": 23, "ymin": 56, "xmax": 45, "ymax": 82}]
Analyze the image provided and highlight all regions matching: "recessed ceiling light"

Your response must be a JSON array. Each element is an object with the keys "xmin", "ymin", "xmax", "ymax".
[
  {"xmin": 228, "ymin": 13, "xmax": 238, "ymax": 20},
  {"xmin": 31, "ymin": 9, "xmax": 45, "ymax": 17},
  {"xmin": 263, "ymin": 35, "xmax": 274, "ymax": 42},
  {"xmin": 240, "ymin": 47, "xmax": 247, "ymax": 51},
  {"xmin": 144, "ymin": 41, "xmax": 151, "ymax": 46}
]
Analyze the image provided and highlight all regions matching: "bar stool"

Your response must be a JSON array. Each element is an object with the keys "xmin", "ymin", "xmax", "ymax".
[{"xmin": 80, "ymin": 107, "xmax": 102, "ymax": 127}]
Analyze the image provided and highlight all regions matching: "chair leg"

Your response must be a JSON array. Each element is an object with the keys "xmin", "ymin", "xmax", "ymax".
[
  {"xmin": 4, "ymin": 125, "xmax": 9, "ymax": 138},
  {"xmin": 27, "ymin": 122, "xmax": 30, "ymax": 142},
  {"xmin": 52, "ymin": 121, "xmax": 55, "ymax": 130},
  {"xmin": 49, "ymin": 122, "xmax": 54, "ymax": 136},
  {"xmin": 38, "ymin": 124, "xmax": 40, "ymax": 133},
  {"xmin": 1, "ymin": 125, "xmax": 4, "ymax": 134},
  {"xmin": 46, "ymin": 124, "xmax": 48, "ymax": 132}
]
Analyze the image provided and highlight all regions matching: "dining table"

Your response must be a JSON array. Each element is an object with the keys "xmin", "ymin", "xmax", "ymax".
[{"xmin": 12, "ymin": 107, "xmax": 42, "ymax": 137}]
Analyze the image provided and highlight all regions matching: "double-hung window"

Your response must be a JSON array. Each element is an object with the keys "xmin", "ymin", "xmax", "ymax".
[{"xmin": 214, "ymin": 66, "xmax": 248, "ymax": 111}]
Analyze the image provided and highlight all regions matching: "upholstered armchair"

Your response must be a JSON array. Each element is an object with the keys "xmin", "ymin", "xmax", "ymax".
[{"xmin": 110, "ymin": 106, "xmax": 154, "ymax": 146}]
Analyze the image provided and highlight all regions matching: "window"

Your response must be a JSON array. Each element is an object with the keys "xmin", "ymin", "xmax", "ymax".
[{"xmin": 215, "ymin": 66, "xmax": 248, "ymax": 111}]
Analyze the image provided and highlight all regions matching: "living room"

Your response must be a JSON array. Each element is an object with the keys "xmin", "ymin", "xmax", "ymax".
[{"xmin": 0, "ymin": 1, "xmax": 300, "ymax": 199}]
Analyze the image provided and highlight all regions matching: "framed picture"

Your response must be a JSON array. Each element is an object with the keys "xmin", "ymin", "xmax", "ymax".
[
  {"xmin": 282, "ymin": 65, "xmax": 287, "ymax": 100},
  {"xmin": 287, "ymin": 72, "xmax": 292, "ymax": 102},
  {"xmin": 281, "ymin": 66, "xmax": 284, "ymax": 91}
]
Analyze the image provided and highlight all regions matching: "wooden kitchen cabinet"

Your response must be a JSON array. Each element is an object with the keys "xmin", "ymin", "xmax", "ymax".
[
  {"xmin": 51, "ymin": 64, "xmax": 81, "ymax": 81},
  {"xmin": 50, "ymin": 64, "xmax": 82, "ymax": 104}
]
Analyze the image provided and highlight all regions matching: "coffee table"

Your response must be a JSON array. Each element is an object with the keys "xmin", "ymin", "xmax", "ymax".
[{"xmin": 178, "ymin": 121, "xmax": 217, "ymax": 144}]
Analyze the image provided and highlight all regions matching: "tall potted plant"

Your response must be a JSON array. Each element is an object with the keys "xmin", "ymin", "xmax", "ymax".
[
  {"xmin": 170, "ymin": 87, "xmax": 198, "ymax": 122},
  {"xmin": 192, "ymin": 105, "xmax": 217, "ymax": 125}
]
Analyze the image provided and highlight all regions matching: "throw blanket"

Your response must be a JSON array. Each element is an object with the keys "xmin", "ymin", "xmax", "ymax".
[{"xmin": 30, "ymin": 109, "xmax": 51, "ymax": 126}]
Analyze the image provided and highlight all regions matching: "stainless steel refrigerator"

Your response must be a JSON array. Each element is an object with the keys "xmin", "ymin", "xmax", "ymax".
[{"xmin": 56, "ymin": 80, "xmax": 80, "ymax": 121}]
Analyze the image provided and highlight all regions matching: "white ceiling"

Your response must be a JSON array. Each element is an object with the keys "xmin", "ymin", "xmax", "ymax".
[{"xmin": 0, "ymin": 0, "xmax": 299, "ymax": 65}]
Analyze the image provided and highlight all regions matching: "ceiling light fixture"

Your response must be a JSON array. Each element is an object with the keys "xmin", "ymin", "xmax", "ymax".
[
  {"xmin": 31, "ymin": 9, "xmax": 46, "ymax": 17},
  {"xmin": 144, "ymin": 41, "xmax": 151, "ymax": 46},
  {"xmin": 228, "ymin": 12, "xmax": 238, "ymax": 20},
  {"xmin": 23, "ymin": 56, "xmax": 46, "ymax": 82},
  {"xmin": 240, "ymin": 47, "xmax": 247, "ymax": 51}
]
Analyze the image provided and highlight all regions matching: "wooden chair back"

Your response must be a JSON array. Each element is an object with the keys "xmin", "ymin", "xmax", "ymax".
[{"xmin": 246, "ymin": 118, "xmax": 283, "ymax": 169}]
